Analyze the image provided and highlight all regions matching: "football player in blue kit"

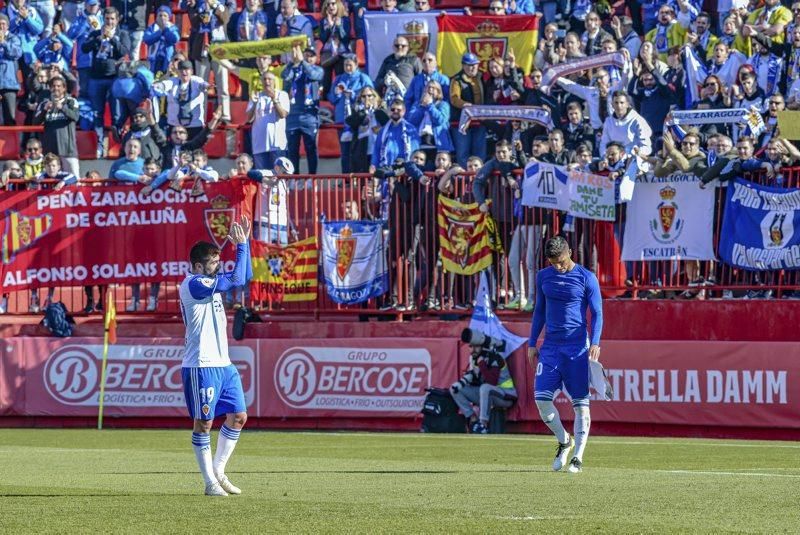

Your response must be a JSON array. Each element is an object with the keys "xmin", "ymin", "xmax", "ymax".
[
  {"xmin": 527, "ymin": 235, "xmax": 603, "ymax": 473},
  {"xmin": 180, "ymin": 215, "xmax": 252, "ymax": 496}
]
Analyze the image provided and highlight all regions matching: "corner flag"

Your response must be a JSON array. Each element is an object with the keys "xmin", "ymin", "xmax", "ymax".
[
  {"xmin": 98, "ymin": 290, "xmax": 116, "ymax": 429},
  {"xmin": 469, "ymin": 271, "xmax": 527, "ymax": 358}
]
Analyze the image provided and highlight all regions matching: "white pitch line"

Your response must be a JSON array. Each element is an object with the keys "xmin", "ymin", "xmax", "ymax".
[
  {"xmin": 291, "ymin": 432, "xmax": 800, "ymax": 449},
  {"xmin": 661, "ymin": 470, "xmax": 800, "ymax": 479}
]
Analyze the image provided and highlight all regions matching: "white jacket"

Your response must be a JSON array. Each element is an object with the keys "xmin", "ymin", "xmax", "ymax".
[{"xmin": 599, "ymin": 109, "xmax": 652, "ymax": 157}]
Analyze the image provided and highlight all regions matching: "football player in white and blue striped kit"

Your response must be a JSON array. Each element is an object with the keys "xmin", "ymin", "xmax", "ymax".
[
  {"xmin": 180, "ymin": 215, "xmax": 252, "ymax": 496},
  {"xmin": 528, "ymin": 235, "xmax": 603, "ymax": 474}
]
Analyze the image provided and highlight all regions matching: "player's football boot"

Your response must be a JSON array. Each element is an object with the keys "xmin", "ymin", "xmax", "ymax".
[
  {"xmin": 552, "ymin": 436, "xmax": 574, "ymax": 471},
  {"xmin": 204, "ymin": 481, "xmax": 229, "ymax": 496},
  {"xmin": 567, "ymin": 457, "xmax": 583, "ymax": 473},
  {"xmin": 216, "ymin": 474, "xmax": 241, "ymax": 495}
]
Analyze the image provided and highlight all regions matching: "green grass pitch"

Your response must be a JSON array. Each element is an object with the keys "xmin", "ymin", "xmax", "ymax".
[{"xmin": 1, "ymin": 429, "xmax": 798, "ymax": 533}]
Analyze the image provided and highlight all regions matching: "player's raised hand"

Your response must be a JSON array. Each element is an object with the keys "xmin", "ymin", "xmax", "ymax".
[
  {"xmin": 227, "ymin": 220, "xmax": 246, "ymax": 244},
  {"xmin": 239, "ymin": 215, "xmax": 251, "ymax": 238},
  {"xmin": 588, "ymin": 344, "xmax": 601, "ymax": 362}
]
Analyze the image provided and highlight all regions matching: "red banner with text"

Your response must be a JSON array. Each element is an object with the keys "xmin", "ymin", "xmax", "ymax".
[
  {"xmin": 260, "ymin": 338, "xmax": 460, "ymax": 418},
  {"xmin": 0, "ymin": 181, "xmax": 257, "ymax": 291},
  {"xmin": 5, "ymin": 337, "xmax": 259, "ymax": 417},
  {"xmin": 553, "ymin": 340, "xmax": 800, "ymax": 428}
]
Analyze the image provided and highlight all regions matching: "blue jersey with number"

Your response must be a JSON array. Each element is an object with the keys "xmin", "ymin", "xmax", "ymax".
[{"xmin": 529, "ymin": 264, "xmax": 603, "ymax": 349}]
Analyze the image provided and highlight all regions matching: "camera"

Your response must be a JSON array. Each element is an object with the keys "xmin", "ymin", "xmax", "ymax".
[{"xmin": 461, "ymin": 328, "xmax": 506, "ymax": 353}]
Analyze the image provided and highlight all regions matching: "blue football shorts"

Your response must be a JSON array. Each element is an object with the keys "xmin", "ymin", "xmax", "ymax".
[
  {"xmin": 533, "ymin": 343, "xmax": 590, "ymax": 401},
  {"xmin": 182, "ymin": 364, "xmax": 247, "ymax": 420}
]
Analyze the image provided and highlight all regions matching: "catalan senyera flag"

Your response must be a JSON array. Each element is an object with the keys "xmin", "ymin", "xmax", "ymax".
[
  {"xmin": 1, "ymin": 209, "xmax": 53, "ymax": 264},
  {"xmin": 436, "ymin": 14, "xmax": 539, "ymax": 77},
  {"xmin": 437, "ymin": 195, "xmax": 493, "ymax": 276},
  {"xmin": 250, "ymin": 237, "xmax": 318, "ymax": 303}
]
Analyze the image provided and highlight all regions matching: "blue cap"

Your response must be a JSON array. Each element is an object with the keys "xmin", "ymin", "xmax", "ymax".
[
  {"xmin": 86, "ymin": 0, "xmax": 100, "ymax": 5},
  {"xmin": 461, "ymin": 53, "xmax": 479, "ymax": 65},
  {"xmin": 156, "ymin": 5, "xmax": 173, "ymax": 17}
]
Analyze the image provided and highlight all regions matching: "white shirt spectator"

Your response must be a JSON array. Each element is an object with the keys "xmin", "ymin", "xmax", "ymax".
[
  {"xmin": 152, "ymin": 76, "xmax": 209, "ymax": 129},
  {"xmin": 599, "ymin": 109, "xmax": 653, "ymax": 157},
  {"xmin": 247, "ymin": 90, "xmax": 291, "ymax": 153}
]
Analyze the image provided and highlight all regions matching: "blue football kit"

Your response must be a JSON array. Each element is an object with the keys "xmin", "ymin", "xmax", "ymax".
[{"xmin": 529, "ymin": 263, "xmax": 603, "ymax": 404}]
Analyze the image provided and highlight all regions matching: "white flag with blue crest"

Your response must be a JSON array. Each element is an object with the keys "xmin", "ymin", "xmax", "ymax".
[{"xmin": 322, "ymin": 220, "xmax": 388, "ymax": 304}]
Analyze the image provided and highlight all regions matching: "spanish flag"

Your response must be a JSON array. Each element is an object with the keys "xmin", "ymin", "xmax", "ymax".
[
  {"xmin": 1, "ymin": 209, "xmax": 52, "ymax": 264},
  {"xmin": 437, "ymin": 196, "xmax": 493, "ymax": 276},
  {"xmin": 436, "ymin": 14, "xmax": 539, "ymax": 77},
  {"xmin": 251, "ymin": 237, "xmax": 319, "ymax": 303}
]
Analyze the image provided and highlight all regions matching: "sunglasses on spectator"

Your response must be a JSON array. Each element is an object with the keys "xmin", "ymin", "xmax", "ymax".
[
  {"xmin": 27, "ymin": 147, "xmax": 41, "ymax": 152},
  {"xmin": 422, "ymin": 57, "xmax": 435, "ymax": 62},
  {"xmin": 393, "ymin": 43, "xmax": 408, "ymax": 49},
  {"xmin": 489, "ymin": 5, "xmax": 504, "ymax": 10},
  {"xmin": 704, "ymin": 82, "xmax": 718, "ymax": 87},
  {"xmin": 681, "ymin": 140, "xmax": 697, "ymax": 146},
  {"xmin": 390, "ymin": 108, "xmax": 403, "ymax": 112}
]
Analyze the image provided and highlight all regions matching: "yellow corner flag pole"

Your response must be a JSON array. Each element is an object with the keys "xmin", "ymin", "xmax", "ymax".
[{"xmin": 97, "ymin": 289, "xmax": 117, "ymax": 430}]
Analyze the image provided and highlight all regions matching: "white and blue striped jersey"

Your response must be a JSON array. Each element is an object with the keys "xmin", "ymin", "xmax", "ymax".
[{"xmin": 179, "ymin": 242, "xmax": 251, "ymax": 368}]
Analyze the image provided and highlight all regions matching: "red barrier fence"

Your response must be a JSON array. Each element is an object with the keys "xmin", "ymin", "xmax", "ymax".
[{"xmin": 1, "ymin": 168, "xmax": 799, "ymax": 316}]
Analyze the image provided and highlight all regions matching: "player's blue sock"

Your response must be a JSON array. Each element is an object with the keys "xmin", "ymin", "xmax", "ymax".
[
  {"xmin": 572, "ymin": 402, "xmax": 591, "ymax": 462},
  {"xmin": 213, "ymin": 425, "xmax": 241, "ymax": 477},
  {"xmin": 191, "ymin": 432, "xmax": 216, "ymax": 486},
  {"xmin": 535, "ymin": 399, "xmax": 569, "ymax": 444}
]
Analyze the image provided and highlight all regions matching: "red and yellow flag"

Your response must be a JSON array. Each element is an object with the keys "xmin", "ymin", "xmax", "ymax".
[
  {"xmin": 437, "ymin": 196, "xmax": 493, "ymax": 276},
  {"xmin": 250, "ymin": 237, "xmax": 318, "ymax": 303},
  {"xmin": 105, "ymin": 289, "xmax": 117, "ymax": 345},
  {"xmin": 436, "ymin": 14, "xmax": 539, "ymax": 77},
  {"xmin": 1, "ymin": 209, "xmax": 52, "ymax": 263}
]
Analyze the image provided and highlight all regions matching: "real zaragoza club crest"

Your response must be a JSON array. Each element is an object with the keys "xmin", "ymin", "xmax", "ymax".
[
  {"xmin": 335, "ymin": 225, "xmax": 356, "ymax": 279},
  {"xmin": 650, "ymin": 185, "xmax": 683, "ymax": 244},
  {"xmin": 204, "ymin": 195, "xmax": 234, "ymax": 248}
]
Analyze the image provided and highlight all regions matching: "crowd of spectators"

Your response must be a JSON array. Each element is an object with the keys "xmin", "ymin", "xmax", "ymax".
[{"xmin": 3, "ymin": 0, "xmax": 800, "ymax": 314}]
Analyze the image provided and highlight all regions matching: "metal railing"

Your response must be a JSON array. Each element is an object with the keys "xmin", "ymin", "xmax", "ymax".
[{"xmin": 1, "ymin": 167, "xmax": 798, "ymax": 317}]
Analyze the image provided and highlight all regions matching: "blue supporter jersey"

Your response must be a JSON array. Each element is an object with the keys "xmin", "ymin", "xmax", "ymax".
[{"xmin": 529, "ymin": 264, "xmax": 603, "ymax": 348}]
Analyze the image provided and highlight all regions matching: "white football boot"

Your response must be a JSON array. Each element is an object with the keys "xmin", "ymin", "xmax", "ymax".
[
  {"xmin": 216, "ymin": 474, "xmax": 241, "ymax": 495},
  {"xmin": 552, "ymin": 435, "xmax": 574, "ymax": 471}
]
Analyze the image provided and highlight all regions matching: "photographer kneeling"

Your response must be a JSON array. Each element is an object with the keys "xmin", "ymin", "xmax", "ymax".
[{"xmin": 451, "ymin": 329, "xmax": 517, "ymax": 434}]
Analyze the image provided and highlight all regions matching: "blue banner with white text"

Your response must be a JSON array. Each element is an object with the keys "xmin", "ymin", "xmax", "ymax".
[{"xmin": 719, "ymin": 178, "xmax": 800, "ymax": 270}]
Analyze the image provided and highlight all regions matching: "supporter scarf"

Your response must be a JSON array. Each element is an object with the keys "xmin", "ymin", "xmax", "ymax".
[
  {"xmin": 130, "ymin": 127, "xmax": 151, "ymax": 139},
  {"xmin": 458, "ymin": 105, "xmax": 554, "ymax": 134},
  {"xmin": 788, "ymin": 48, "xmax": 800, "ymax": 84},
  {"xmin": 177, "ymin": 82, "xmax": 194, "ymax": 126},
  {"xmin": 750, "ymin": 52, "xmax": 781, "ymax": 96},
  {"xmin": 289, "ymin": 64, "xmax": 313, "ymax": 107},
  {"xmin": 378, "ymin": 120, "xmax": 412, "ymax": 168},
  {"xmin": 654, "ymin": 22, "xmax": 670, "ymax": 55},
  {"xmin": 540, "ymin": 51, "xmax": 628, "ymax": 92}
]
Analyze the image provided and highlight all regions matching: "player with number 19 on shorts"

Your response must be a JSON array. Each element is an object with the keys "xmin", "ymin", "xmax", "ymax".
[{"xmin": 180, "ymin": 215, "xmax": 252, "ymax": 496}]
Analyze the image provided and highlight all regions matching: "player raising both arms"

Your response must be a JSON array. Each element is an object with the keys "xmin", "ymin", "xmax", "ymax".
[
  {"xmin": 180, "ymin": 215, "xmax": 252, "ymax": 496},
  {"xmin": 527, "ymin": 235, "xmax": 603, "ymax": 473}
]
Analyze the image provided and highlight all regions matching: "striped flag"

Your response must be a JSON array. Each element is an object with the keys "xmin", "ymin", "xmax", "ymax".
[
  {"xmin": 437, "ymin": 195, "xmax": 493, "ymax": 275},
  {"xmin": 436, "ymin": 14, "xmax": 538, "ymax": 77},
  {"xmin": 1, "ymin": 209, "xmax": 53, "ymax": 264},
  {"xmin": 683, "ymin": 44, "xmax": 708, "ymax": 108},
  {"xmin": 250, "ymin": 237, "xmax": 319, "ymax": 303}
]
